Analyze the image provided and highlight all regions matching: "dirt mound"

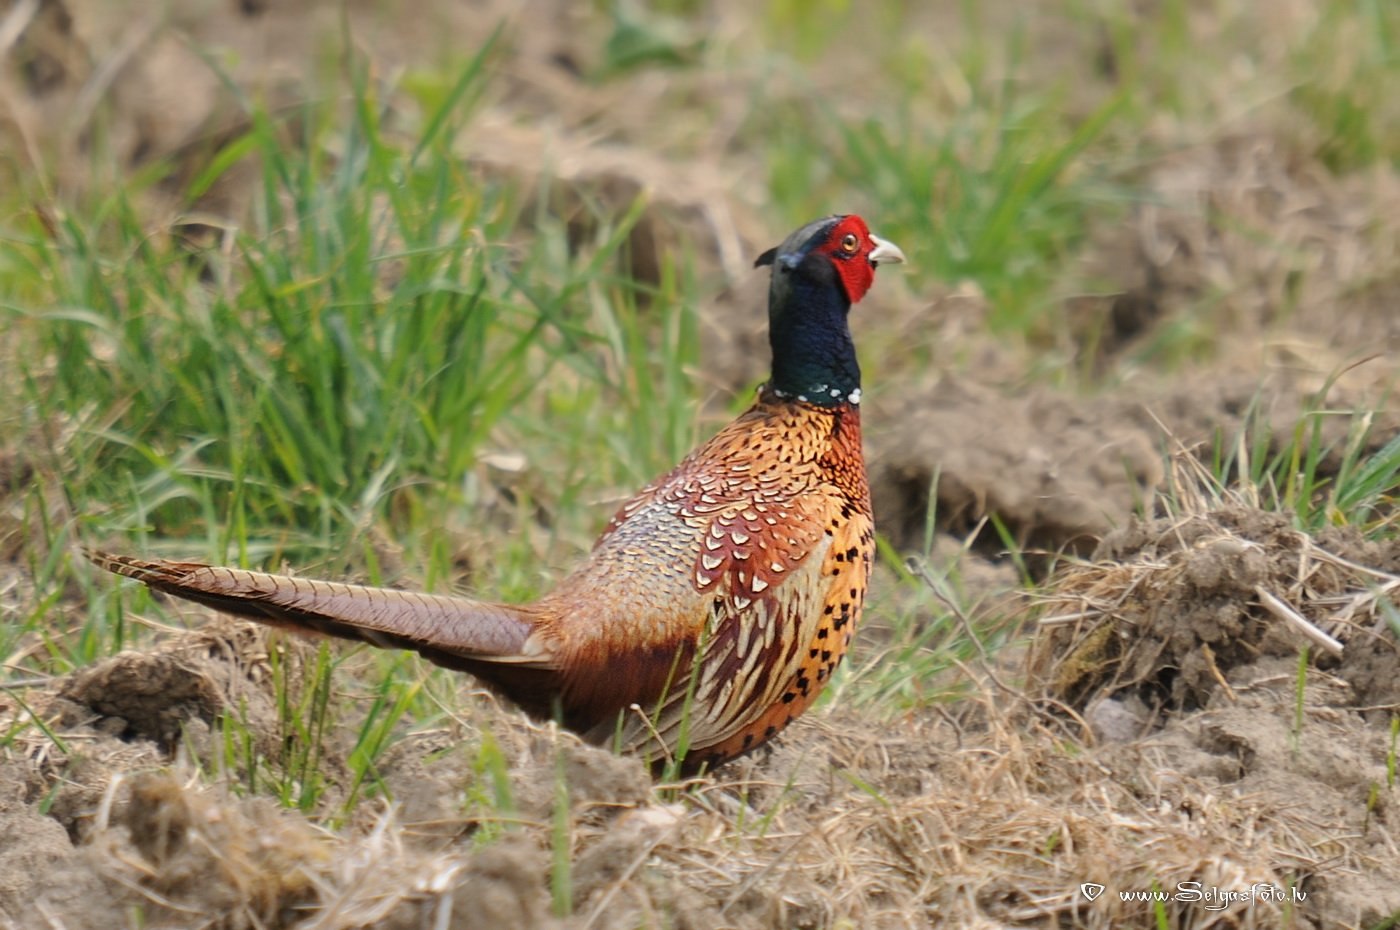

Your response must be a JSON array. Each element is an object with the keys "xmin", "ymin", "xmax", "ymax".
[
  {"xmin": 5, "ymin": 586, "xmax": 1397, "ymax": 928},
  {"xmin": 865, "ymin": 128, "xmax": 1400, "ymax": 565},
  {"xmin": 1075, "ymin": 133, "xmax": 1400, "ymax": 364},
  {"xmin": 868, "ymin": 362, "xmax": 1400, "ymax": 570},
  {"xmin": 1022, "ymin": 468, "xmax": 1400, "ymax": 925},
  {"xmin": 59, "ymin": 632, "xmax": 270, "ymax": 750},
  {"xmin": 0, "ymin": 474, "xmax": 1396, "ymax": 930},
  {"xmin": 0, "ymin": 612, "xmax": 663, "ymax": 929},
  {"xmin": 0, "ymin": 682, "xmax": 669, "ymax": 929},
  {"xmin": 4, "ymin": 2, "xmax": 1399, "ymax": 927},
  {"xmin": 8, "ymin": 680, "xmax": 1392, "ymax": 930},
  {"xmin": 0, "ymin": 620, "xmax": 292, "ymax": 848},
  {"xmin": 869, "ymin": 376, "xmax": 1165, "ymax": 557},
  {"xmin": 1086, "ymin": 657, "xmax": 1400, "ymax": 927},
  {"xmin": 1031, "ymin": 499, "xmax": 1400, "ymax": 718}
]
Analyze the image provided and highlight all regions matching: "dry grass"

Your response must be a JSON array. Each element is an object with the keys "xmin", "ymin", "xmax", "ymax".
[
  {"xmin": 1031, "ymin": 451, "xmax": 1400, "ymax": 713},
  {"xmin": 6, "ymin": 559, "xmax": 1397, "ymax": 928},
  {"xmin": 3, "ymin": 0, "xmax": 1400, "ymax": 928}
]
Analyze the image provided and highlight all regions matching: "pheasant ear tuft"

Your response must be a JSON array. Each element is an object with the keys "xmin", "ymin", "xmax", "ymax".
[{"xmin": 754, "ymin": 247, "xmax": 778, "ymax": 268}]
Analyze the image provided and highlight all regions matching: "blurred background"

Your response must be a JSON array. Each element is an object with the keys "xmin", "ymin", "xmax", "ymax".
[
  {"xmin": 4, "ymin": 0, "xmax": 1396, "ymax": 577},
  {"xmin": 2, "ymin": 3, "xmax": 1399, "ymax": 925}
]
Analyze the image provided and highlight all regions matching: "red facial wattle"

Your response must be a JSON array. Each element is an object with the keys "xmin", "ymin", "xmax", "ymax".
[{"xmin": 816, "ymin": 215, "xmax": 883, "ymax": 304}]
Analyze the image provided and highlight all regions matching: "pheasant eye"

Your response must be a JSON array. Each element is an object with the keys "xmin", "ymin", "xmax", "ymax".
[{"xmin": 840, "ymin": 233, "xmax": 859, "ymax": 253}]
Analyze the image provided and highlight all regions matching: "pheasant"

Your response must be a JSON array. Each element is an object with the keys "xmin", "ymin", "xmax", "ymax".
[{"xmin": 87, "ymin": 214, "xmax": 905, "ymax": 772}]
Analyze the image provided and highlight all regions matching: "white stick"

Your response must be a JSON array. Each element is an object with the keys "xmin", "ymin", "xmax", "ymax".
[{"xmin": 1255, "ymin": 586, "xmax": 1344, "ymax": 656}]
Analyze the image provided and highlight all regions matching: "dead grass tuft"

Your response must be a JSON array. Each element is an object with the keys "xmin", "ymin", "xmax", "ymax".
[
  {"xmin": 1030, "ymin": 451, "xmax": 1400, "ymax": 717},
  {"xmin": 3, "ymin": 547, "xmax": 1398, "ymax": 927}
]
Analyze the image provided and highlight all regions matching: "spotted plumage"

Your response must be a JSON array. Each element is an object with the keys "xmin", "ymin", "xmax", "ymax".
[{"xmin": 86, "ymin": 214, "xmax": 904, "ymax": 772}]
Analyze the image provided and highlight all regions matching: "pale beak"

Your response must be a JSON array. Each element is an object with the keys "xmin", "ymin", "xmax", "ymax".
[{"xmin": 868, "ymin": 234, "xmax": 906, "ymax": 267}]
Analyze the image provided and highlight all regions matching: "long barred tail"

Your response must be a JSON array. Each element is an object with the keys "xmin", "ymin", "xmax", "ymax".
[{"xmin": 83, "ymin": 548, "xmax": 544, "ymax": 667}]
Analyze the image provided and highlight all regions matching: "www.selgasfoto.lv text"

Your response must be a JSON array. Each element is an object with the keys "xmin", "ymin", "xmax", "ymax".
[{"xmin": 1117, "ymin": 882, "xmax": 1306, "ymax": 911}]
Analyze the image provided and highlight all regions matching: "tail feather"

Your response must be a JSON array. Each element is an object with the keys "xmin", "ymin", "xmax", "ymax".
[{"xmin": 83, "ymin": 548, "xmax": 550, "ymax": 669}]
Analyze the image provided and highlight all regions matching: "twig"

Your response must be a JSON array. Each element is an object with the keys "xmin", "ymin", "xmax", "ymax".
[
  {"xmin": 1308, "ymin": 544, "xmax": 1400, "ymax": 583},
  {"xmin": 1200, "ymin": 644, "xmax": 1237, "ymax": 701},
  {"xmin": 1254, "ymin": 586, "xmax": 1343, "ymax": 656},
  {"xmin": 0, "ymin": 676, "xmax": 52, "ymax": 689},
  {"xmin": 1036, "ymin": 610, "xmax": 1100, "ymax": 627}
]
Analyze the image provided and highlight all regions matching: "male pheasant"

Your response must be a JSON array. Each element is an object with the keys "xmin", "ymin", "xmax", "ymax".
[{"xmin": 87, "ymin": 214, "xmax": 905, "ymax": 772}]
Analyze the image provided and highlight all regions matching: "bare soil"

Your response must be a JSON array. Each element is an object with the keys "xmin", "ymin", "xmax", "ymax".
[{"xmin": 3, "ymin": 1, "xmax": 1400, "ymax": 928}]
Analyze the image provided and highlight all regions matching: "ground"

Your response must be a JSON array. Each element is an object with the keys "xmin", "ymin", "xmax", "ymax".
[{"xmin": 1, "ymin": 1, "xmax": 1399, "ymax": 928}]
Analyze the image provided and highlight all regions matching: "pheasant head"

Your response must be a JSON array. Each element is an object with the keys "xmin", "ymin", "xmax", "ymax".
[{"xmin": 755, "ymin": 214, "xmax": 905, "ymax": 407}]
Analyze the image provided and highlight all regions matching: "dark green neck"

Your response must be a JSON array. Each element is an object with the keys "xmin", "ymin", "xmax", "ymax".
[{"xmin": 768, "ymin": 273, "xmax": 861, "ymax": 407}]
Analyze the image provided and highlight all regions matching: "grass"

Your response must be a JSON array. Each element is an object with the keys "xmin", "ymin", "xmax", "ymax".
[
  {"xmin": 1, "ymin": 1, "xmax": 1399, "ymax": 925},
  {"xmin": 1389, "ymin": 715, "xmax": 1400, "ymax": 790},
  {"xmin": 1203, "ymin": 384, "xmax": 1400, "ymax": 536},
  {"xmin": 753, "ymin": 35, "xmax": 1130, "ymax": 338},
  {"xmin": 6, "ymin": 69, "xmax": 701, "ymax": 628},
  {"xmin": 1, "ymin": 0, "xmax": 1395, "ymax": 797},
  {"xmin": 0, "ymin": 7, "xmax": 1092, "ymax": 807},
  {"xmin": 1, "ymin": 41, "xmax": 711, "ymax": 820},
  {"xmin": 23, "ymin": 133, "xmax": 683, "ymax": 569},
  {"xmin": 1290, "ymin": 0, "xmax": 1400, "ymax": 171}
]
